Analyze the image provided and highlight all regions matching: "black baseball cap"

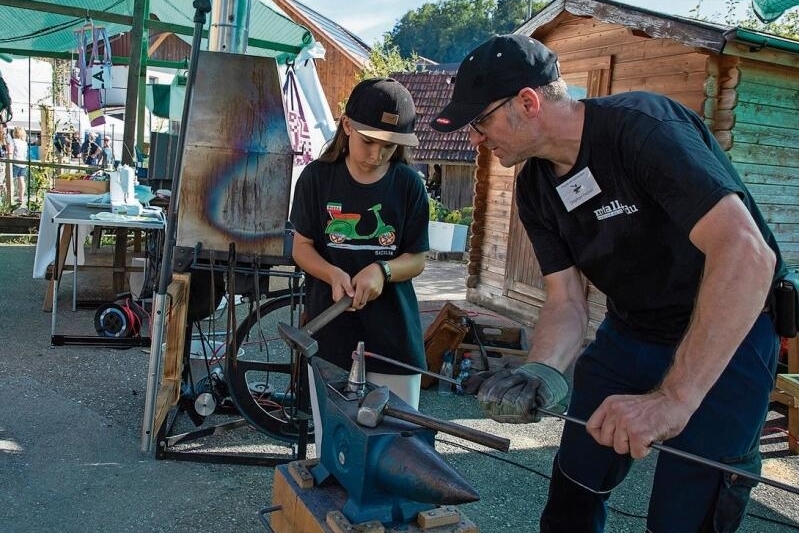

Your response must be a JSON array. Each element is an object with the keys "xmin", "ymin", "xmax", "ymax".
[
  {"xmin": 431, "ymin": 34, "xmax": 561, "ymax": 133},
  {"xmin": 345, "ymin": 77, "xmax": 419, "ymax": 147}
]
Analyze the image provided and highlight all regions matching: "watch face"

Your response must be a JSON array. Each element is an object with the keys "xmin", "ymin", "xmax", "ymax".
[{"xmin": 380, "ymin": 260, "xmax": 391, "ymax": 281}]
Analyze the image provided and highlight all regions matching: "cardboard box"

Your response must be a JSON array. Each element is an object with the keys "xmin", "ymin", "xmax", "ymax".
[{"xmin": 53, "ymin": 178, "xmax": 110, "ymax": 194}]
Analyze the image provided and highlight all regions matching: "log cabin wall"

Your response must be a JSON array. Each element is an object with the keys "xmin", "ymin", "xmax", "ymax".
[
  {"xmin": 467, "ymin": 12, "xmax": 799, "ymax": 339},
  {"xmin": 728, "ymin": 58, "xmax": 799, "ymax": 265}
]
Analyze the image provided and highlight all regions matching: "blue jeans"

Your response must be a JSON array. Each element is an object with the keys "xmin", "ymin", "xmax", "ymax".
[{"xmin": 540, "ymin": 313, "xmax": 777, "ymax": 533}]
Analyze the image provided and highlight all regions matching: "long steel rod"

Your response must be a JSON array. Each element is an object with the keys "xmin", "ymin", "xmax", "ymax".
[
  {"xmin": 362, "ymin": 353, "xmax": 799, "ymax": 497},
  {"xmin": 537, "ymin": 407, "xmax": 799, "ymax": 497}
]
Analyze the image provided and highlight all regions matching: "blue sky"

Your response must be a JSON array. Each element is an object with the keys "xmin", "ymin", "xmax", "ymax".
[{"xmin": 296, "ymin": 0, "xmax": 752, "ymax": 45}]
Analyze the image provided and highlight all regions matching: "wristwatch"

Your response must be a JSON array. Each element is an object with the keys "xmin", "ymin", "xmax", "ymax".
[{"xmin": 376, "ymin": 260, "xmax": 392, "ymax": 283}]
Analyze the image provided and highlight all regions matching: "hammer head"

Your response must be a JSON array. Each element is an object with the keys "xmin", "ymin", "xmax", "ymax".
[
  {"xmin": 356, "ymin": 385, "xmax": 391, "ymax": 428},
  {"xmin": 277, "ymin": 321, "xmax": 318, "ymax": 357}
]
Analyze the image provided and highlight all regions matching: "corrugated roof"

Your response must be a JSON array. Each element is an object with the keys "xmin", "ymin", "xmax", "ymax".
[
  {"xmin": 0, "ymin": 0, "xmax": 313, "ymax": 60},
  {"xmin": 392, "ymin": 71, "xmax": 476, "ymax": 164}
]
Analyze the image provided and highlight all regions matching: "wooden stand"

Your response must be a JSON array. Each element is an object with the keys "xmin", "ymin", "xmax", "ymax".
[
  {"xmin": 269, "ymin": 460, "xmax": 478, "ymax": 533},
  {"xmin": 771, "ymin": 336, "xmax": 799, "ymax": 454}
]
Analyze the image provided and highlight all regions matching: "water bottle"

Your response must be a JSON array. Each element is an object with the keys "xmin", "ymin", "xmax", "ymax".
[
  {"xmin": 438, "ymin": 350, "xmax": 454, "ymax": 396},
  {"xmin": 455, "ymin": 353, "xmax": 472, "ymax": 395}
]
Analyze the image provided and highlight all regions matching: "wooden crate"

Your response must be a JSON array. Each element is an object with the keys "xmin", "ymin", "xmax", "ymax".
[
  {"xmin": 458, "ymin": 323, "xmax": 529, "ymax": 371},
  {"xmin": 422, "ymin": 303, "xmax": 469, "ymax": 389},
  {"xmin": 53, "ymin": 178, "xmax": 109, "ymax": 194}
]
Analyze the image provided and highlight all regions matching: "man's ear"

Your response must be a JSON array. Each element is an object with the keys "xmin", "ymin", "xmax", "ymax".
[{"xmin": 516, "ymin": 87, "xmax": 541, "ymax": 117}]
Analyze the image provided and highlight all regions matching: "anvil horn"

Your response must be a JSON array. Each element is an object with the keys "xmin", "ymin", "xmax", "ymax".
[{"xmin": 375, "ymin": 432, "xmax": 480, "ymax": 504}]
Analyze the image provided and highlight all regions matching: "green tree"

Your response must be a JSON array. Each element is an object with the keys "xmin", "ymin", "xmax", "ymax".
[
  {"xmin": 689, "ymin": 0, "xmax": 798, "ymax": 37},
  {"xmin": 359, "ymin": 42, "xmax": 419, "ymax": 81},
  {"xmin": 385, "ymin": 0, "xmax": 546, "ymax": 63}
]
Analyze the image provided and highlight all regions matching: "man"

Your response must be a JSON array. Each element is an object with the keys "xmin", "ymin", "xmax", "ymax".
[
  {"xmin": 99, "ymin": 136, "xmax": 115, "ymax": 169},
  {"xmin": 431, "ymin": 34, "xmax": 785, "ymax": 532},
  {"xmin": 81, "ymin": 132, "xmax": 101, "ymax": 166}
]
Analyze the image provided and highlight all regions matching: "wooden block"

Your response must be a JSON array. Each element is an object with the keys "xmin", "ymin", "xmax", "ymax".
[
  {"xmin": 290, "ymin": 458, "xmax": 319, "ymax": 489},
  {"xmin": 774, "ymin": 374, "xmax": 799, "ymax": 454},
  {"xmin": 326, "ymin": 510, "xmax": 385, "ymax": 533},
  {"xmin": 777, "ymin": 374, "xmax": 799, "ymax": 400},
  {"xmin": 53, "ymin": 178, "xmax": 110, "ymax": 194},
  {"xmin": 272, "ymin": 463, "xmax": 299, "ymax": 533},
  {"xmin": 417, "ymin": 506, "xmax": 460, "ymax": 529}
]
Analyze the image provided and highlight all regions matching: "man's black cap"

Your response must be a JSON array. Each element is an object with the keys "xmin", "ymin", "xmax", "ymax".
[{"xmin": 431, "ymin": 35, "xmax": 560, "ymax": 133}]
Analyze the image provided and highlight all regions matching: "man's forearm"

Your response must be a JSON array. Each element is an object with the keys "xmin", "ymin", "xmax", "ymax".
[
  {"xmin": 659, "ymin": 237, "xmax": 775, "ymax": 410},
  {"xmin": 530, "ymin": 297, "xmax": 588, "ymax": 373}
]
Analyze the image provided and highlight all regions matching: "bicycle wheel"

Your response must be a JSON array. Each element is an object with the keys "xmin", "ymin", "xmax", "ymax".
[{"xmin": 226, "ymin": 294, "xmax": 312, "ymax": 443}]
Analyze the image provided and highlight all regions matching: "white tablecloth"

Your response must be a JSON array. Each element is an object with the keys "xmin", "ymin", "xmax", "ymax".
[{"xmin": 33, "ymin": 192, "xmax": 104, "ymax": 279}]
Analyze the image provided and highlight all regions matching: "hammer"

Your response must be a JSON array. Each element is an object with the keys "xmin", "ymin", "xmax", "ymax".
[
  {"xmin": 277, "ymin": 296, "xmax": 353, "ymax": 357},
  {"xmin": 357, "ymin": 385, "xmax": 510, "ymax": 452}
]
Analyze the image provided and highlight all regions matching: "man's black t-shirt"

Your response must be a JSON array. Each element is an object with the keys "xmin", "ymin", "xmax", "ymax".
[{"xmin": 516, "ymin": 91, "xmax": 783, "ymax": 343}]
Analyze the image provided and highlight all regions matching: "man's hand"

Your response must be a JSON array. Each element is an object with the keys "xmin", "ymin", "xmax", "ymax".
[
  {"xmin": 476, "ymin": 362, "xmax": 569, "ymax": 423},
  {"xmin": 585, "ymin": 390, "xmax": 694, "ymax": 459}
]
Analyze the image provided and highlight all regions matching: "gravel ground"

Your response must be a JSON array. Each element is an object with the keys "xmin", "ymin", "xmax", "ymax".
[{"xmin": 1, "ymin": 244, "xmax": 797, "ymax": 532}]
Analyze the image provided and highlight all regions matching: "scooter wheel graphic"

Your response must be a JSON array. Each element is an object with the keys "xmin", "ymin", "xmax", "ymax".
[
  {"xmin": 378, "ymin": 232, "xmax": 395, "ymax": 246},
  {"xmin": 329, "ymin": 232, "xmax": 346, "ymax": 244}
]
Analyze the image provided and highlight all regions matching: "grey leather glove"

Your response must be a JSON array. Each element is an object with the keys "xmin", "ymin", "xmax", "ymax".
[{"xmin": 477, "ymin": 362, "xmax": 569, "ymax": 423}]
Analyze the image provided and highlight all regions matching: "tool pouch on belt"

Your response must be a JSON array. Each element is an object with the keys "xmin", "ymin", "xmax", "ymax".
[{"xmin": 774, "ymin": 269, "xmax": 799, "ymax": 338}]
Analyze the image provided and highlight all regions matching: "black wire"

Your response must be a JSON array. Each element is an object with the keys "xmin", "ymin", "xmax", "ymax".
[{"xmin": 434, "ymin": 436, "xmax": 799, "ymax": 530}]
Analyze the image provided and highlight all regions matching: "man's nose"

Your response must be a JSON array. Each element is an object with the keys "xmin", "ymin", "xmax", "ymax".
[{"xmin": 468, "ymin": 128, "xmax": 485, "ymax": 147}]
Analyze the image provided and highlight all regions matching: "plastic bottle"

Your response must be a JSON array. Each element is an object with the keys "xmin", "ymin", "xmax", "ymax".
[
  {"xmin": 455, "ymin": 353, "xmax": 472, "ymax": 395},
  {"xmin": 438, "ymin": 350, "xmax": 454, "ymax": 396}
]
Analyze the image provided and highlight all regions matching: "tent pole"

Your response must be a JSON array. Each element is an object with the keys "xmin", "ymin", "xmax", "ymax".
[
  {"xmin": 140, "ymin": 0, "xmax": 212, "ymax": 454},
  {"xmin": 122, "ymin": 0, "xmax": 147, "ymax": 166}
]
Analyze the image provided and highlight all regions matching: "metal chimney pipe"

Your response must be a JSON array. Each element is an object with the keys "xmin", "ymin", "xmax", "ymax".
[{"xmin": 208, "ymin": 0, "xmax": 251, "ymax": 53}]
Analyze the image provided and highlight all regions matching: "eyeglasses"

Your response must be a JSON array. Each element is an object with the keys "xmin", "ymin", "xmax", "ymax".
[{"xmin": 469, "ymin": 96, "xmax": 514, "ymax": 135}]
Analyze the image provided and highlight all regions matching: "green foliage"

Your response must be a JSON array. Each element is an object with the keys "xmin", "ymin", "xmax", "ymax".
[
  {"xmin": 347, "ymin": 43, "xmax": 420, "ymax": 114},
  {"xmin": 689, "ymin": 0, "xmax": 798, "ymax": 37},
  {"xmin": 429, "ymin": 197, "xmax": 473, "ymax": 227},
  {"xmin": 384, "ymin": 0, "xmax": 547, "ymax": 63},
  {"xmin": 360, "ymin": 42, "xmax": 420, "ymax": 80}
]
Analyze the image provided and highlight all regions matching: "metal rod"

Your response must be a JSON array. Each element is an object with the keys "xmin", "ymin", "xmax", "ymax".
[
  {"xmin": 140, "ymin": 0, "xmax": 211, "ymax": 454},
  {"xmin": 363, "ymin": 351, "xmax": 460, "ymax": 385},
  {"xmin": 537, "ymin": 407, "xmax": 799, "ymax": 497},
  {"xmin": 361, "ymin": 351, "xmax": 799, "ymax": 497},
  {"xmin": 385, "ymin": 405, "xmax": 510, "ymax": 452},
  {"xmin": 304, "ymin": 296, "xmax": 353, "ymax": 335}
]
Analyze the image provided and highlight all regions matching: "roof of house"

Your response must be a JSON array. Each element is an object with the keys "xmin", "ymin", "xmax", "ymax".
[
  {"xmin": 519, "ymin": 0, "xmax": 799, "ymax": 55},
  {"xmin": 269, "ymin": 0, "xmax": 371, "ymax": 66},
  {"xmin": 391, "ymin": 71, "xmax": 476, "ymax": 164}
]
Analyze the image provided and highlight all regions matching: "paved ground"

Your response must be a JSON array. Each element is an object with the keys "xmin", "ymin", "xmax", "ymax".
[{"xmin": 1, "ymin": 244, "xmax": 798, "ymax": 532}]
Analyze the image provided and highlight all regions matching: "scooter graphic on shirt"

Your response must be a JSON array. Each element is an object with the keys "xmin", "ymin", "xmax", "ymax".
[{"xmin": 325, "ymin": 202, "xmax": 396, "ymax": 246}]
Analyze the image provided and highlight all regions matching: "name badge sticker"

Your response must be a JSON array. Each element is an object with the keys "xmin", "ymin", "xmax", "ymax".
[{"xmin": 556, "ymin": 167, "xmax": 601, "ymax": 212}]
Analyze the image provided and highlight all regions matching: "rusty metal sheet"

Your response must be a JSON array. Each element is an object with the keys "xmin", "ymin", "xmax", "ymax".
[{"xmin": 176, "ymin": 51, "xmax": 293, "ymax": 258}]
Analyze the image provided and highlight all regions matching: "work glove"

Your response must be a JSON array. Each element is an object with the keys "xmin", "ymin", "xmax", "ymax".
[{"xmin": 476, "ymin": 362, "xmax": 569, "ymax": 423}]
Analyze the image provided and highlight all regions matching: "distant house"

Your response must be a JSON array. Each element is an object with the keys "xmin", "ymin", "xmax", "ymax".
[
  {"xmin": 271, "ymin": 0, "xmax": 371, "ymax": 118},
  {"xmin": 391, "ymin": 71, "xmax": 477, "ymax": 211},
  {"xmin": 466, "ymin": 0, "xmax": 799, "ymax": 335}
]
